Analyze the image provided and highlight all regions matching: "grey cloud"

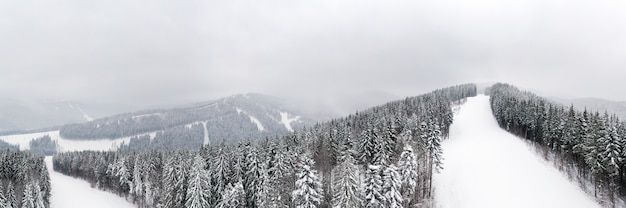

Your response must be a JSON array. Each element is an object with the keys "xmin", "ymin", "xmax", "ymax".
[{"xmin": 1, "ymin": 0, "xmax": 625, "ymax": 112}]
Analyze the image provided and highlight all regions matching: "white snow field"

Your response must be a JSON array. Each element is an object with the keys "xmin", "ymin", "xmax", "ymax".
[
  {"xmin": 0, "ymin": 130, "xmax": 156, "ymax": 152},
  {"xmin": 45, "ymin": 157, "xmax": 136, "ymax": 208},
  {"xmin": 435, "ymin": 95, "xmax": 601, "ymax": 208}
]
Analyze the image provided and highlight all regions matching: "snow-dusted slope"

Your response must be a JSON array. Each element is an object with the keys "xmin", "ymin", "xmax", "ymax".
[
  {"xmin": 45, "ymin": 157, "xmax": 135, "ymax": 208},
  {"xmin": 435, "ymin": 95, "xmax": 600, "ymax": 208},
  {"xmin": 0, "ymin": 130, "xmax": 144, "ymax": 152}
]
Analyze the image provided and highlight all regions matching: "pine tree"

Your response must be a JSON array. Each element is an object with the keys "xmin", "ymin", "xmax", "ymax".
[
  {"xmin": 600, "ymin": 116, "xmax": 623, "ymax": 204},
  {"xmin": 243, "ymin": 144, "xmax": 261, "ymax": 208},
  {"xmin": 358, "ymin": 127, "xmax": 378, "ymax": 165},
  {"xmin": 113, "ymin": 157, "xmax": 132, "ymax": 195},
  {"xmin": 7, "ymin": 183, "xmax": 17, "ymax": 208},
  {"xmin": 38, "ymin": 167, "xmax": 50, "ymax": 208},
  {"xmin": 257, "ymin": 162, "xmax": 283, "ymax": 208},
  {"xmin": 383, "ymin": 164, "xmax": 403, "ymax": 208},
  {"xmin": 218, "ymin": 182, "xmax": 245, "ymax": 208},
  {"xmin": 162, "ymin": 155, "xmax": 187, "ymax": 208},
  {"xmin": 363, "ymin": 164, "xmax": 383, "ymax": 208},
  {"xmin": 292, "ymin": 153, "xmax": 323, "ymax": 208},
  {"xmin": 398, "ymin": 145, "xmax": 418, "ymax": 206},
  {"xmin": 21, "ymin": 183, "xmax": 35, "ymax": 208},
  {"xmin": 133, "ymin": 157, "xmax": 144, "ymax": 203},
  {"xmin": 213, "ymin": 144, "xmax": 231, "ymax": 198},
  {"xmin": 144, "ymin": 181, "xmax": 154, "ymax": 208},
  {"xmin": 185, "ymin": 154, "xmax": 211, "ymax": 208},
  {"xmin": 0, "ymin": 189, "xmax": 10, "ymax": 208},
  {"xmin": 331, "ymin": 153, "xmax": 362, "ymax": 208},
  {"xmin": 33, "ymin": 183, "xmax": 44, "ymax": 208},
  {"xmin": 426, "ymin": 120, "xmax": 443, "ymax": 172}
]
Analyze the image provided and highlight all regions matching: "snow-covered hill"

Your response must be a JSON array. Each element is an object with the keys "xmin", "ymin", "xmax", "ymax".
[
  {"xmin": 0, "ymin": 93, "xmax": 317, "ymax": 152},
  {"xmin": 434, "ymin": 95, "xmax": 600, "ymax": 208}
]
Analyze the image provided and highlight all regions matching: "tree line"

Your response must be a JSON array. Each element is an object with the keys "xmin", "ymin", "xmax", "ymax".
[
  {"xmin": 52, "ymin": 84, "xmax": 476, "ymax": 208},
  {"xmin": 488, "ymin": 83, "xmax": 626, "ymax": 207}
]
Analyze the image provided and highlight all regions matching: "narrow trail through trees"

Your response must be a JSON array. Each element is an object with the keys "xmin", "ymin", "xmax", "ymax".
[
  {"xmin": 44, "ymin": 157, "xmax": 136, "ymax": 208},
  {"xmin": 434, "ymin": 95, "xmax": 600, "ymax": 208}
]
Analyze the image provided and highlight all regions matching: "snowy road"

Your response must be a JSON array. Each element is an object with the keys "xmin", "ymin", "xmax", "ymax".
[
  {"xmin": 434, "ymin": 95, "xmax": 600, "ymax": 208},
  {"xmin": 44, "ymin": 157, "xmax": 136, "ymax": 208}
]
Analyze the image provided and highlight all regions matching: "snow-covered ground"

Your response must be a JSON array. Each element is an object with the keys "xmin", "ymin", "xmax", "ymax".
[
  {"xmin": 434, "ymin": 95, "xmax": 601, "ymax": 208},
  {"xmin": 0, "ymin": 130, "xmax": 154, "ymax": 152},
  {"xmin": 45, "ymin": 157, "xmax": 136, "ymax": 208}
]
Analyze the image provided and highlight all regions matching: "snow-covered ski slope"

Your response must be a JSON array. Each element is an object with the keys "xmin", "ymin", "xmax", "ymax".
[
  {"xmin": 435, "ymin": 95, "xmax": 600, "ymax": 208},
  {"xmin": 45, "ymin": 157, "xmax": 135, "ymax": 208}
]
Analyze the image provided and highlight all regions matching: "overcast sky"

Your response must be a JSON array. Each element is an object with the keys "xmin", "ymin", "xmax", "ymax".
[{"xmin": 1, "ymin": 0, "xmax": 625, "ymax": 110}]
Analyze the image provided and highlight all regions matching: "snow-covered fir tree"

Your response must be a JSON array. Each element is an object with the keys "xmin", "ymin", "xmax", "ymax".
[
  {"xmin": 0, "ymin": 190, "xmax": 9, "ymax": 208},
  {"xmin": 331, "ymin": 152, "xmax": 362, "ymax": 208},
  {"xmin": 33, "ymin": 183, "xmax": 44, "ymax": 208},
  {"xmin": 383, "ymin": 164, "xmax": 403, "ymax": 208},
  {"xmin": 398, "ymin": 145, "xmax": 418, "ymax": 206},
  {"xmin": 363, "ymin": 164, "xmax": 384, "ymax": 208},
  {"xmin": 7, "ymin": 183, "xmax": 17, "ymax": 208},
  {"xmin": 21, "ymin": 183, "xmax": 34, "ymax": 208},
  {"xmin": 292, "ymin": 153, "xmax": 324, "ymax": 208},
  {"xmin": 185, "ymin": 154, "xmax": 211, "ymax": 208},
  {"xmin": 213, "ymin": 143, "xmax": 232, "ymax": 200},
  {"xmin": 218, "ymin": 182, "xmax": 245, "ymax": 208}
]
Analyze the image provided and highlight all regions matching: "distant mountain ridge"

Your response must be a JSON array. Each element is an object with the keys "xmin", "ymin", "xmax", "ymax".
[
  {"xmin": 550, "ymin": 97, "xmax": 626, "ymax": 120},
  {"xmin": 58, "ymin": 93, "xmax": 316, "ymax": 149},
  {"xmin": 0, "ymin": 98, "xmax": 93, "ymax": 131}
]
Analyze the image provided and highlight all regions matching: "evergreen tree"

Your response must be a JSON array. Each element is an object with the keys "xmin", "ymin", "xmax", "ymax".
[
  {"xmin": 243, "ymin": 144, "xmax": 261, "ymax": 208},
  {"xmin": 257, "ymin": 163, "xmax": 283, "ymax": 208},
  {"xmin": 33, "ymin": 183, "xmax": 44, "ymax": 208},
  {"xmin": 218, "ymin": 182, "xmax": 245, "ymax": 208},
  {"xmin": 292, "ymin": 153, "xmax": 323, "ymax": 208},
  {"xmin": 185, "ymin": 154, "xmax": 210, "ymax": 208},
  {"xmin": 21, "ymin": 183, "xmax": 35, "ymax": 208},
  {"xmin": 363, "ymin": 165, "xmax": 383, "ymax": 208},
  {"xmin": 133, "ymin": 157, "xmax": 144, "ymax": 203},
  {"xmin": 7, "ymin": 183, "xmax": 17, "ymax": 208},
  {"xmin": 398, "ymin": 145, "xmax": 418, "ymax": 206},
  {"xmin": 0, "ymin": 189, "xmax": 10, "ymax": 208},
  {"xmin": 383, "ymin": 164, "xmax": 403, "ymax": 208},
  {"xmin": 213, "ymin": 143, "xmax": 231, "ymax": 198},
  {"xmin": 331, "ymin": 153, "xmax": 362, "ymax": 208},
  {"xmin": 162, "ymin": 155, "xmax": 187, "ymax": 208},
  {"xmin": 426, "ymin": 120, "xmax": 443, "ymax": 172},
  {"xmin": 358, "ymin": 126, "xmax": 378, "ymax": 165},
  {"xmin": 601, "ymin": 116, "xmax": 623, "ymax": 202},
  {"xmin": 38, "ymin": 167, "xmax": 50, "ymax": 208}
]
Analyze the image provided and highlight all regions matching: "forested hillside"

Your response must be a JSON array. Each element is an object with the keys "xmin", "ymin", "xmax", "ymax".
[
  {"xmin": 52, "ymin": 84, "xmax": 476, "ymax": 208},
  {"xmin": 0, "ymin": 150, "xmax": 51, "ymax": 208},
  {"xmin": 488, "ymin": 83, "xmax": 626, "ymax": 207},
  {"xmin": 58, "ymin": 93, "xmax": 315, "ymax": 151}
]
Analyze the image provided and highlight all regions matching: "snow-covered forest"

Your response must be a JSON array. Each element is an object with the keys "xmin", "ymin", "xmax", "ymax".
[
  {"xmin": 51, "ymin": 84, "xmax": 477, "ymax": 208},
  {"xmin": 489, "ymin": 83, "xmax": 626, "ymax": 207},
  {"xmin": 0, "ymin": 150, "xmax": 51, "ymax": 208}
]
